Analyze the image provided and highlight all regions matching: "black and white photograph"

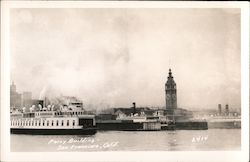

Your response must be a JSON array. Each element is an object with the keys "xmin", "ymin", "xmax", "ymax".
[{"xmin": 1, "ymin": 1, "xmax": 249, "ymax": 162}]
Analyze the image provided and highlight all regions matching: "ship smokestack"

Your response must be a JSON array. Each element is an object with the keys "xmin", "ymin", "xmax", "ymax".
[
  {"xmin": 218, "ymin": 104, "xmax": 222, "ymax": 115},
  {"xmin": 133, "ymin": 102, "xmax": 136, "ymax": 115},
  {"xmin": 225, "ymin": 104, "xmax": 229, "ymax": 116}
]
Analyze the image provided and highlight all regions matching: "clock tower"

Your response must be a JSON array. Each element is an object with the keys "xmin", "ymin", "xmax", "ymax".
[{"xmin": 165, "ymin": 69, "xmax": 177, "ymax": 118}]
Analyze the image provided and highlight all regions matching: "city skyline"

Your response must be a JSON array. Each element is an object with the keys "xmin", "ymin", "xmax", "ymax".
[
  {"xmin": 10, "ymin": 8, "xmax": 241, "ymax": 110},
  {"xmin": 9, "ymin": 81, "xmax": 241, "ymax": 113}
]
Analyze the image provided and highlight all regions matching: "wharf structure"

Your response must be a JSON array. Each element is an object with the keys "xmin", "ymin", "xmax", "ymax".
[
  {"xmin": 11, "ymin": 68, "xmax": 208, "ymax": 131},
  {"xmin": 96, "ymin": 69, "xmax": 208, "ymax": 131},
  {"xmin": 96, "ymin": 103, "xmax": 163, "ymax": 131}
]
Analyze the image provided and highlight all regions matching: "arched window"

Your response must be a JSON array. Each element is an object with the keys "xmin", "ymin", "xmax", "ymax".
[
  {"xmin": 72, "ymin": 120, "xmax": 75, "ymax": 126},
  {"xmin": 67, "ymin": 120, "xmax": 69, "ymax": 126},
  {"xmin": 56, "ymin": 120, "xmax": 59, "ymax": 126}
]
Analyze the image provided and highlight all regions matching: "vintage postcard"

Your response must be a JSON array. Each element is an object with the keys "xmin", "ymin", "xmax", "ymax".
[{"xmin": 1, "ymin": 1, "xmax": 249, "ymax": 162}]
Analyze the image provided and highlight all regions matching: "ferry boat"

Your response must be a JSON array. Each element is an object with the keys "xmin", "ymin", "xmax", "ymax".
[
  {"xmin": 10, "ymin": 101, "xmax": 97, "ymax": 135},
  {"xmin": 96, "ymin": 113, "xmax": 162, "ymax": 131}
]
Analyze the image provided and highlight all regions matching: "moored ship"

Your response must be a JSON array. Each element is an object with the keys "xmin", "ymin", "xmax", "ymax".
[
  {"xmin": 10, "ymin": 98, "xmax": 97, "ymax": 135},
  {"xmin": 96, "ymin": 115, "xmax": 162, "ymax": 131},
  {"xmin": 207, "ymin": 116, "xmax": 241, "ymax": 129}
]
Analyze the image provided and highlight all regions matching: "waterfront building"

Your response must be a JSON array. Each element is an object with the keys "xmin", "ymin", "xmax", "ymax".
[
  {"xmin": 165, "ymin": 69, "xmax": 177, "ymax": 120},
  {"xmin": 164, "ymin": 69, "xmax": 196, "ymax": 122}
]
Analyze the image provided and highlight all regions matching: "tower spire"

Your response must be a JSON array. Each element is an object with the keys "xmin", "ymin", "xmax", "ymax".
[{"xmin": 168, "ymin": 68, "xmax": 172, "ymax": 77}]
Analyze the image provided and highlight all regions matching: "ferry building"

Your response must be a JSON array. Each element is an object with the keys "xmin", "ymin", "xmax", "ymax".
[{"xmin": 165, "ymin": 69, "xmax": 192, "ymax": 121}]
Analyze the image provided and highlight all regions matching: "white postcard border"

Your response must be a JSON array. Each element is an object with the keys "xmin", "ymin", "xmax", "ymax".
[{"xmin": 1, "ymin": 1, "xmax": 249, "ymax": 162}]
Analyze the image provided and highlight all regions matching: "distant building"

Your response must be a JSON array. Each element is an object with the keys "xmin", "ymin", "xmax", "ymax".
[
  {"xmin": 10, "ymin": 81, "xmax": 16, "ymax": 92},
  {"xmin": 22, "ymin": 91, "xmax": 32, "ymax": 108},
  {"xmin": 10, "ymin": 82, "xmax": 22, "ymax": 109}
]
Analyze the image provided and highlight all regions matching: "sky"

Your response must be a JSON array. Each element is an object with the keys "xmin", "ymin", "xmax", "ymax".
[{"xmin": 10, "ymin": 8, "xmax": 241, "ymax": 110}]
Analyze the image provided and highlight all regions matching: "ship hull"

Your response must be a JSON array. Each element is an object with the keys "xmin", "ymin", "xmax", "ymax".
[
  {"xmin": 96, "ymin": 120, "xmax": 208, "ymax": 131},
  {"xmin": 11, "ymin": 128, "xmax": 97, "ymax": 135},
  {"xmin": 96, "ymin": 122, "xmax": 143, "ymax": 131},
  {"xmin": 175, "ymin": 121, "xmax": 208, "ymax": 130},
  {"xmin": 208, "ymin": 121, "xmax": 241, "ymax": 129},
  {"xmin": 96, "ymin": 121, "xmax": 162, "ymax": 131}
]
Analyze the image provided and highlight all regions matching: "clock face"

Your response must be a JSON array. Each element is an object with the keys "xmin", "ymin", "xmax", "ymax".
[{"xmin": 166, "ymin": 94, "xmax": 171, "ymax": 100}]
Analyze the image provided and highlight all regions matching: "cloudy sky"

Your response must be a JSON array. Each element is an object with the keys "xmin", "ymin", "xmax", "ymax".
[{"xmin": 10, "ymin": 8, "xmax": 241, "ymax": 110}]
